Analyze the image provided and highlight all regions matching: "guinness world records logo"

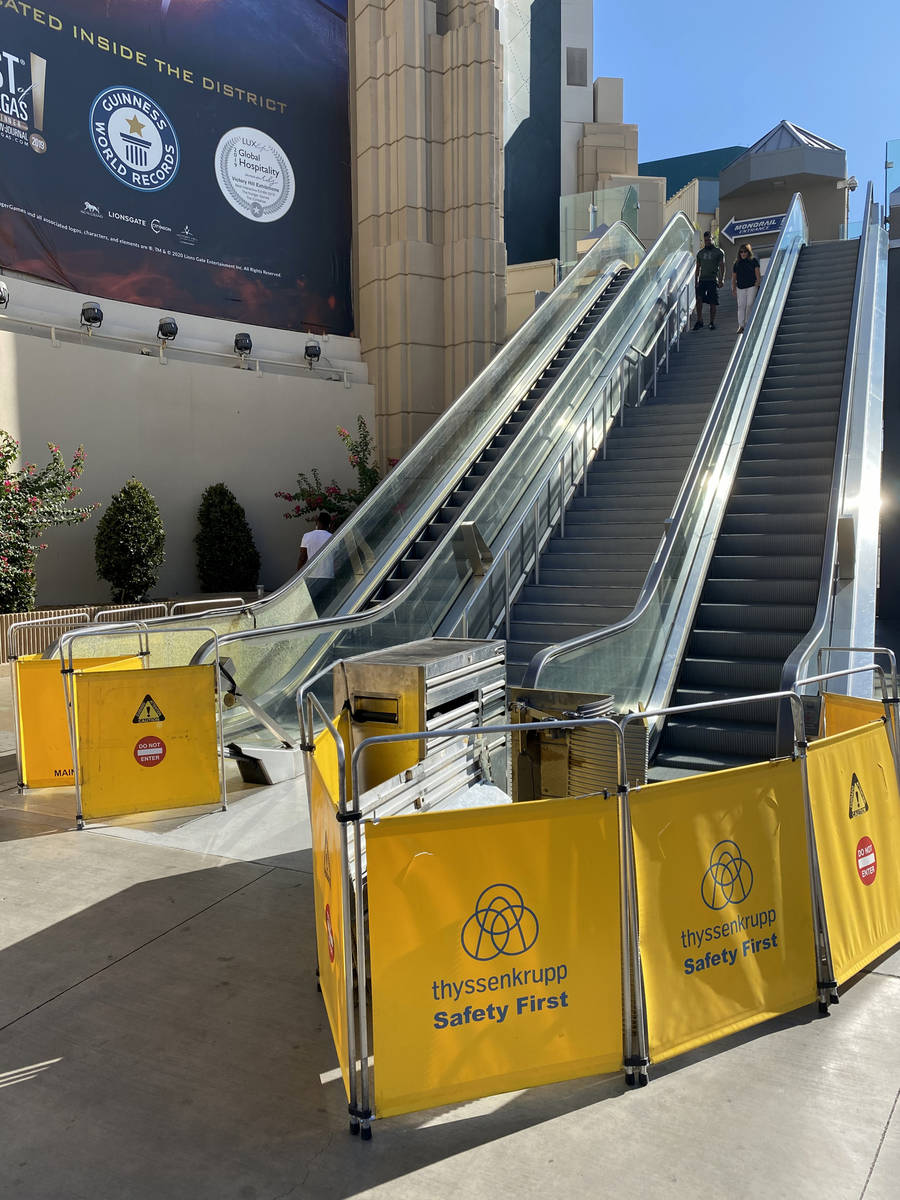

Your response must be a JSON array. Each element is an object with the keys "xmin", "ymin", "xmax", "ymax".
[
  {"xmin": 214, "ymin": 126, "xmax": 295, "ymax": 223},
  {"xmin": 89, "ymin": 86, "xmax": 180, "ymax": 193}
]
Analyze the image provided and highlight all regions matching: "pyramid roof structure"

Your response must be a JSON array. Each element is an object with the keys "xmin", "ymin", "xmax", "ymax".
[
  {"xmin": 720, "ymin": 119, "xmax": 847, "ymax": 200},
  {"xmin": 741, "ymin": 120, "xmax": 844, "ymax": 158}
]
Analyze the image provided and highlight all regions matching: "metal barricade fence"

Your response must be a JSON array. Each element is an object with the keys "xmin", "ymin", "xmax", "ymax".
[{"xmin": 297, "ymin": 664, "xmax": 900, "ymax": 1135}]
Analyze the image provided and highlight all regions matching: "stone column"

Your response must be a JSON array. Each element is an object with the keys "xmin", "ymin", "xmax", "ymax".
[{"xmin": 350, "ymin": 0, "xmax": 506, "ymax": 463}]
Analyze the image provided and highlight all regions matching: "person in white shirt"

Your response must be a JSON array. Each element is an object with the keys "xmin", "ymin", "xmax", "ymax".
[{"xmin": 298, "ymin": 511, "xmax": 333, "ymax": 576}]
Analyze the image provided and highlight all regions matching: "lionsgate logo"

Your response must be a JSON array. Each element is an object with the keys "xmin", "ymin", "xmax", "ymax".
[{"xmin": 81, "ymin": 201, "xmax": 102, "ymax": 218}]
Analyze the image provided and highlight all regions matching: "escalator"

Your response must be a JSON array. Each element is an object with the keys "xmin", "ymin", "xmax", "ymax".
[
  {"xmin": 655, "ymin": 238, "xmax": 859, "ymax": 773},
  {"xmin": 56, "ymin": 214, "xmax": 733, "ymax": 770},
  {"xmin": 504, "ymin": 296, "xmax": 737, "ymax": 682},
  {"xmin": 519, "ymin": 188, "xmax": 886, "ymax": 785},
  {"xmin": 368, "ymin": 267, "xmax": 633, "ymax": 605}
]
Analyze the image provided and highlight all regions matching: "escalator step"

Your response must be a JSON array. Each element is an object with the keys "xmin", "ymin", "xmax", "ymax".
[
  {"xmin": 726, "ymin": 492, "xmax": 827, "ymax": 515},
  {"xmin": 721, "ymin": 512, "xmax": 825, "ymax": 534},
  {"xmin": 678, "ymin": 656, "xmax": 784, "ymax": 690},
  {"xmin": 708, "ymin": 554, "xmax": 822, "ymax": 580},
  {"xmin": 688, "ymin": 628, "xmax": 803, "ymax": 660},
  {"xmin": 673, "ymin": 688, "xmax": 780, "ymax": 725},
  {"xmin": 694, "ymin": 601, "xmax": 816, "ymax": 632},
  {"xmin": 714, "ymin": 533, "xmax": 825, "ymax": 555},
  {"xmin": 702, "ymin": 577, "xmax": 819, "ymax": 604},
  {"xmin": 662, "ymin": 716, "xmax": 776, "ymax": 762},
  {"xmin": 731, "ymin": 474, "xmax": 831, "ymax": 496}
]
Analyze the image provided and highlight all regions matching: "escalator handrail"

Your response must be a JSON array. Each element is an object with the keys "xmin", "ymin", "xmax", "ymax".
[
  {"xmin": 521, "ymin": 192, "xmax": 809, "ymax": 690},
  {"xmin": 231, "ymin": 224, "xmax": 646, "ymax": 621},
  {"xmin": 453, "ymin": 254, "xmax": 696, "ymax": 640},
  {"xmin": 776, "ymin": 183, "xmax": 878, "ymax": 745},
  {"xmin": 188, "ymin": 217, "xmax": 696, "ymax": 668}
]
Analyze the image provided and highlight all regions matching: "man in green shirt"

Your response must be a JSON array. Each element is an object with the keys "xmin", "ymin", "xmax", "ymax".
[{"xmin": 694, "ymin": 230, "xmax": 726, "ymax": 330}]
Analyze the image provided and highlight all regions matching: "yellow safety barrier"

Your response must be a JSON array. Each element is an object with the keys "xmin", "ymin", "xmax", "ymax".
[
  {"xmin": 821, "ymin": 692, "xmax": 886, "ymax": 736},
  {"xmin": 629, "ymin": 756, "xmax": 817, "ymax": 1063},
  {"xmin": 72, "ymin": 664, "xmax": 220, "ymax": 819},
  {"xmin": 806, "ymin": 720, "xmax": 900, "ymax": 984},
  {"xmin": 15, "ymin": 654, "xmax": 142, "ymax": 787},
  {"xmin": 304, "ymin": 670, "xmax": 900, "ymax": 1133},
  {"xmin": 309, "ymin": 720, "xmax": 352, "ymax": 1099},
  {"xmin": 366, "ymin": 793, "xmax": 623, "ymax": 1118}
]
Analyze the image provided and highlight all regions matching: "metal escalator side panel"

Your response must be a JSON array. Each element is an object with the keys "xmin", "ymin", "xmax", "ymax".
[
  {"xmin": 776, "ymin": 186, "xmax": 889, "ymax": 745},
  {"xmin": 210, "ymin": 221, "xmax": 699, "ymax": 739}
]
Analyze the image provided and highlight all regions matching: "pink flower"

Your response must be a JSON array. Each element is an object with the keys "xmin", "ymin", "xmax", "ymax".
[{"xmin": 388, "ymin": 457, "xmax": 399, "ymax": 468}]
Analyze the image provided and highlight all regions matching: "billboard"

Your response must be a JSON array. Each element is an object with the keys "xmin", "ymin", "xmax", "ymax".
[{"xmin": 0, "ymin": 0, "xmax": 352, "ymax": 334}]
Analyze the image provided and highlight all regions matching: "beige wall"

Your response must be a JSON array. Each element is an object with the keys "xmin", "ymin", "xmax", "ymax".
[
  {"xmin": 577, "ymin": 122, "xmax": 639, "ymax": 192},
  {"xmin": 505, "ymin": 259, "xmax": 559, "ymax": 338},
  {"xmin": 350, "ymin": 0, "xmax": 507, "ymax": 463},
  {"xmin": 0, "ymin": 329, "xmax": 375, "ymax": 607},
  {"xmin": 719, "ymin": 177, "xmax": 847, "ymax": 251}
]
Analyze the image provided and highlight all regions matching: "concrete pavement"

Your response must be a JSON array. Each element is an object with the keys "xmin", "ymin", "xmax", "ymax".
[{"xmin": 0, "ymin": 666, "xmax": 898, "ymax": 1199}]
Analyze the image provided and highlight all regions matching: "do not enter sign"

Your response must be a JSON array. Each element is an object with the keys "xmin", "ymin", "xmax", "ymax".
[
  {"xmin": 856, "ymin": 836, "xmax": 877, "ymax": 885},
  {"xmin": 134, "ymin": 735, "xmax": 166, "ymax": 767}
]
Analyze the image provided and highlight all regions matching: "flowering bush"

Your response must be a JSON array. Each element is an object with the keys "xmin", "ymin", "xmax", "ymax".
[
  {"xmin": 0, "ymin": 430, "xmax": 97, "ymax": 612},
  {"xmin": 276, "ymin": 416, "xmax": 395, "ymax": 525}
]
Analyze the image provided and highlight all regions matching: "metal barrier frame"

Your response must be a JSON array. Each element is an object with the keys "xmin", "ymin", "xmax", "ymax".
[
  {"xmin": 796, "ymin": 663, "xmax": 900, "ymax": 791},
  {"xmin": 299, "ymin": 661, "xmax": 900, "ymax": 1134},
  {"xmin": 58, "ymin": 624, "xmax": 227, "ymax": 829},
  {"xmin": 815, "ymin": 646, "xmax": 899, "ymax": 701},
  {"xmin": 300, "ymin": 713, "xmax": 630, "ymax": 1135},
  {"xmin": 94, "ymin": 603, "xmax": 169, "ymax": 623},
  {"xmin": 7, "ymin": 611, "xmax": 91, "ymax": 791},
  {"xmin": 621, "ymin": 690, "xmax": 837, "ymax": 1017}
]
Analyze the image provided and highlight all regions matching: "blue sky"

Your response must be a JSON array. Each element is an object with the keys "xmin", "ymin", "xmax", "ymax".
[{"xmin": 594, "ymin": 0, "xmax": 899, "ymax": 222}]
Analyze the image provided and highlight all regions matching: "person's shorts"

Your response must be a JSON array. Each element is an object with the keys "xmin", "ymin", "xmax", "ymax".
[{"xmin": 696, "ymin": 279, "xmax": 719, "ymax": 305}]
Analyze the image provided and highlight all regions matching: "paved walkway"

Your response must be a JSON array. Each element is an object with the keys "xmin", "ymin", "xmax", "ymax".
[{"xmin": 0, "ymin": 669, "xmax": 898, "ymax": 1199}]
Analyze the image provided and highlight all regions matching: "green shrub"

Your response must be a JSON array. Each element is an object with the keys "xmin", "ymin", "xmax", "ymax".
[
  {"xmin": 94, "ymin": 478, "xmax": 165, "ymax": 602},
  {"xmin": 194, "ymin": 482, "xmax": 260, "ymax": 592}
]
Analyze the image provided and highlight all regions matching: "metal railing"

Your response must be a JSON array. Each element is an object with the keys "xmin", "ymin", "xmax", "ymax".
[
  {"xmin": 455, "ymin": 271, "xmax": 695, "ymax": 642},
  {"xmin": 777, "ymin": 183, "xmax": 883, "ymax": 751}
]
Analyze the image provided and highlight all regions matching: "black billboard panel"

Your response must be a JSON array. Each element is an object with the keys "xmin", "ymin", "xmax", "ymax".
[{"xmin": 0, "ymin": 0, "xmax": 352, "ymax": 334}]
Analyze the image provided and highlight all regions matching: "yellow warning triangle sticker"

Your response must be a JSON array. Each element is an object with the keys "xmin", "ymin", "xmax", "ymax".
[
  {"xmin": 133, "ymin": 694, "xmax": 166, "ymax": 724},
  {"xmin": 849, "ymin": 772, "xmax": 869, "ymax": 819}
]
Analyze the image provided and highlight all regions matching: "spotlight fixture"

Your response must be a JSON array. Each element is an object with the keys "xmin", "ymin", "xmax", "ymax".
[
  {"xmin": 80, "ymin": 301, "xmax": 104, "ymax": 330},
  {"xmin": 157, "ymin": 316, "xmax": 178, "ymax": 342},
  {"xmin": 0, "ymin": 280, "xmax": 8, "ymax": 309},
  {"xmin": 234, "ymin": 331, "xmax": 253, "ymax": 357},
  {"xmin": 304, "ymin": 339, "xmax": 321, "ymax": 367}
]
